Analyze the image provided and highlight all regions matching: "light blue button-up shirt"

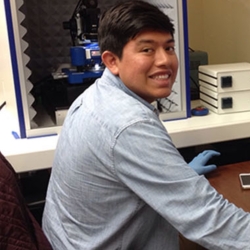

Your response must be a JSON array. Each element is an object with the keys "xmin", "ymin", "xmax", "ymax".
[{"xmin": 43, "ymin": 68, "xmax": 250, "ymax": 250}]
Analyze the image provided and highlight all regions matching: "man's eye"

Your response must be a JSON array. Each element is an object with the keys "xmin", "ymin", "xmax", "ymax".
[
  {"xmin": 166, "ymin": 46, "xmax": 175, "ymax": 52},
  {"xmin": 142, "ymin": 48, "xmax": 153, "ymax": 53}
]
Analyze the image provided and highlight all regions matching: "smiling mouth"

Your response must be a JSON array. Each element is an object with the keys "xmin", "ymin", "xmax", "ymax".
[{"xmin": 150, "ymin": 74, "xmax": 170, "ymax": 80}]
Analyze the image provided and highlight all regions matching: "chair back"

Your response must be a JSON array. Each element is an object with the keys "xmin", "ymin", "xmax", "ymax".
[{"xmin": 0, "ymin": 152, "xmax": 53, "ymax": 250}]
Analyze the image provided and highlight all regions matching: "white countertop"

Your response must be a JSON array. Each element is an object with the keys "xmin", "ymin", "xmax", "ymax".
[
  {"xmin": 1, "ymin": 101, "xmax": 250, "ymax": 173},
  {"xmin": 0, "ymin": 107, "xmax": 58, "ymax": 172},
  {"xmin": 164, "ymin": 107, "xmax": 250, "ymax": 148}
]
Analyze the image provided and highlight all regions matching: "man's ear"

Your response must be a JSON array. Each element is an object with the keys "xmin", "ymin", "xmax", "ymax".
[{"xmin": 102, "ymin": 51, "xmax": 119, "ymax": 75}]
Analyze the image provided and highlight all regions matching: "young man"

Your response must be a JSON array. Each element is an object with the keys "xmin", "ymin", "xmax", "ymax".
[{"xmin": 42, "ymin": 1, "xmax": 250, "ymax": 249}]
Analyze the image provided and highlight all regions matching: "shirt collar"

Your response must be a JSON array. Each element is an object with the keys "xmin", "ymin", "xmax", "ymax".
[{"xmin": 101, "ymin": 68, "xmax": 158, "ymax": 114}]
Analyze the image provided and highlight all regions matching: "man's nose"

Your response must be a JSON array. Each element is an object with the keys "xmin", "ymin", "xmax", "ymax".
[{"xmin": 155, "ymin": 49, "xmax": 171, "ymax": 66}]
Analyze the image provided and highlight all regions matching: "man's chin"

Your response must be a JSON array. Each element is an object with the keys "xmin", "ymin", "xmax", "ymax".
[{"xmin": 156, "ymin": 91, "xmax": 172, "ymax": 99}]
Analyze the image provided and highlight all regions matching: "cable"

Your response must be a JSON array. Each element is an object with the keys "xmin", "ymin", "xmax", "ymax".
[
  {"xmin": 190, "ymin": 75, "xmax": 199, "ymax": 90},
  {"xmin": 0, "ymin": 101, "xmax": 6, "ymax": 111}
]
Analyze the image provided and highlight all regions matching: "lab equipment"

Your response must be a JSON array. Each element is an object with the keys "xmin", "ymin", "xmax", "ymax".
[
  {"xmin": 199, "ymin": 62, "xmax": 250, "ymax": 114},
  {"xmin": 62, "ymin": 0, "xmax": 104, "ymax": 84}
]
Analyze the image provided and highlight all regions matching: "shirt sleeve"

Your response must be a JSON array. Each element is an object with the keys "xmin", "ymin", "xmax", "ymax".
[{"xmin": 113, "ymin": 118, "xmax": 250, "ymax": 249}]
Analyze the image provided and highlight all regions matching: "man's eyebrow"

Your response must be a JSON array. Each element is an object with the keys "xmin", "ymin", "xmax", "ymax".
[
  {"xmin": 137, "ymin": 38, "xmax": 175, "ymax": 44},
  {"xmin": 166, "ymin": 38, "xmax": 175, "ymax": 43}
]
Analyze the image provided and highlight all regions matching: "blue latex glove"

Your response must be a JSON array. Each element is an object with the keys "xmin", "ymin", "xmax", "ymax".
[{"xmin": 188, "ymin": 150, "xmax": 221, "ymax": 175}]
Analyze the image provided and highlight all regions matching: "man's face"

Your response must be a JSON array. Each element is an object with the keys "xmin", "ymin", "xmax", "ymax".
[{"xmin": 114, "ymin": 30, "xmax": 178, "ymax": 103}]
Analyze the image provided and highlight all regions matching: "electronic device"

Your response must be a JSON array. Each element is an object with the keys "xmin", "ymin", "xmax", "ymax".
[
  {"xmin": 63, "ymin": 0, "xmax": 100, "ymax": 46},
  {"xmin": 41, "ymin": 0, "xmax": 103, "ymax": 124},
  {"xmin": 40, "ymin": 76, "xmax": 93, "ymax": 125},
  {"xmin": 62, "ymin": 0, "xmax": 104, "ymax": 84},
  {"xmin": 199, "ymin": 62, "xmax": 250, "ymax": 114},
  {"xmin": 189, "ymin": 50, "xmax": 208, "ymax": 100},
  {"xmin": 62, "ymin": 43, "xmax": 103, "ymax": 84},
  {"xmin": 239, "ymin": 173, "xmax": 250, "ymax": 189}
]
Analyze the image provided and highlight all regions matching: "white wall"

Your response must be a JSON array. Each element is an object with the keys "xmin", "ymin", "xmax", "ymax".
[
  {"xmin": 187, "ymin": 0, "xmax": 250, "ymax": 64},
  {"xmin": 0, "ymin": 2, "xmax": 19, "ymax": 132}
]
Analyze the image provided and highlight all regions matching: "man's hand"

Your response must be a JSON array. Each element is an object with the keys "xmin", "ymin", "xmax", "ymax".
[{"xmin": 188, "ymin": 150, "xmax": 221, "ymax": 175}]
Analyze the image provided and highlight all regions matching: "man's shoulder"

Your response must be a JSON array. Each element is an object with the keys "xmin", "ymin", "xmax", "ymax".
[{"xmin": 65, "ymin": 72, "xmax": 160, "ymax": 138}]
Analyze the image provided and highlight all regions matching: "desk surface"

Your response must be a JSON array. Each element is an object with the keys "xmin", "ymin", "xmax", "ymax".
[
  {"xmin": 206, "ymin": 161, "xmax": 250, "ymax": 212},
  {"xmin": 180, "ymin": 161, "xmax": 250, "ymax": 250}
]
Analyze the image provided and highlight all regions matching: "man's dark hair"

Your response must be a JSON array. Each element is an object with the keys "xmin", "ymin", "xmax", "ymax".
[{"xmin": 98, "ymin": 0, "xmax": 175, "ymax": 59}]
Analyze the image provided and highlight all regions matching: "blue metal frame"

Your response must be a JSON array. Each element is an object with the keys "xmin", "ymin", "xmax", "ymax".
[
  {"xmin": 4, "ymin": 0, "xmax": 26, "ymax": 138},
  {"xmin": 182, "ymin": 0, "xmax": 191, "ymax": 118}
]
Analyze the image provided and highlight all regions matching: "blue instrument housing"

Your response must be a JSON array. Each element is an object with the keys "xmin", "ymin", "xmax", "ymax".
[{"xmin": 63, "ymin": 42, "xmax": 104, "ymax": 84}]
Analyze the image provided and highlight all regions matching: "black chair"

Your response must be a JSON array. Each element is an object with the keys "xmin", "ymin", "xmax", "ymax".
[{"xmin": 0, "ymin": 152, "xmax": 52, "ymax": 250}]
